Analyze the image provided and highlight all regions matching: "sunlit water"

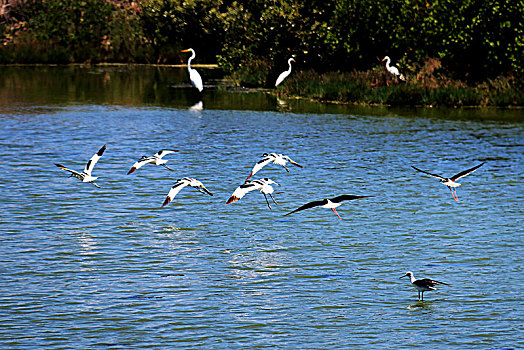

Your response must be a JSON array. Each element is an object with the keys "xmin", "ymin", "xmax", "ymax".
[{"xmin": 0, "ymin": 66, "xmax": 523, "ymax": 348}]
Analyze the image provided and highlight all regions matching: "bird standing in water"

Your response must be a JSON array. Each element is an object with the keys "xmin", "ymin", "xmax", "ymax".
[
  {"xmin": 400, "ymin": 271, "xmax": 450, "ymax": 301},
  {"xmin": 181, "ymin": 48, "xmax": 203, "ymax": 92}
]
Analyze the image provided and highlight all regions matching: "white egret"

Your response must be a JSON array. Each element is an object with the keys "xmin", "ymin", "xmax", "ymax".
[
  {"xmin": 382, "ymin": 56, "xmax": 405, "ymax": 81},
  {"xmin": 181, "ymin": 48, "xmax": 203, "ymax": 92},
  {"xmin": 275, "ymin": 58, "xmax": 295, "ymax": 87}
]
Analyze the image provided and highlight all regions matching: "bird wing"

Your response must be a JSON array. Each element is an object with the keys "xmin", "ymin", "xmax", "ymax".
[
  {"xmin": 246, "ymin": 156, "xmax": 273, "ymax": 180},
  {"xmin": 226, "ymin": 182, "xmax": 260, "ymax": 204},
  {"xmin": 284, "ymin": 200, "xmax": 326, "ymax": 216},
  {"xmin": 283, "ymin": 156, "xmax": 303, "ymax": 168},
  {"xmin": 83, "ymin": 145, "xmax": 106, "ymax": 176},
  {"xmin": 417, "ymin": 278, "xmax": 450, "ymax": 287},
  {"xmin": 411, "ymin": 166, "xmax": 446, "ymax": 181},
  {"xmin": 450, "ymin": 162, "xmax": 485, "ymax": 181},
  {"xmin": 55, "ymin": 163, "xmax": 82, "ymax": 177},
  {"xmin": 154, "ymin": 149, "xmax": 179, "ymax": 159},
  {"xmin": 127, "ymin": 157, "xmax": 153, "ymax": 174},
  {"xmin": 162, "ymin": 180, "xmax": 189, "ymax": 207},
  {"xmin": 330, "ymin": 195, "xmax": 370, "ymax": 203}
]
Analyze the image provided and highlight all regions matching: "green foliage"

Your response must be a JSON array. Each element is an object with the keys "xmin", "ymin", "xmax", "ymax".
[
  {"xmin": 0, "ymin": 0, "xmax": 145, "ymax": 63},
  {"xmin": 0, "ymin": 0, "xmax": 522, "ymax": 89}
]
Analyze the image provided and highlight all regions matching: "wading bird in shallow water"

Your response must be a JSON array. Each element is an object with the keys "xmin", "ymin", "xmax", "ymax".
[
  {"xmin": 246, "ymin": 153, "xmax": 302, "ymax": 181},
  {"xmin": 284, "ymin": 195, "xmax": 370, "ymax": 220},
  {"xmin": 181, "ymin": 48, "xmax": 203, "ymax": 92},
  {"xmin": 162, "ymin": 177, "xmax": 213, "ymax": 207},
  {"xmin": 411, "ymin": 162, "xmax": 485, "ymax": 202},
  {"xmin": 127, "ymin": 149, "xmax": 179, "ymax": 175},
  {"xmin": 382, "ymin": 56, "xmax": 405, "ymax": 81},
  {"xmin": 400, "ymin": 271, "xmax": 450, "ymax": 301},
  {"xmin": 55, "ymin": 144, "xmax": 106, "ymax": 188},
  {"xmin": 226, "ymin": 178, "xmax": 280, "ymax": 210},
  {"xmin": 275, "ymin": 58, "xmax": 295, "ymax": 87}
]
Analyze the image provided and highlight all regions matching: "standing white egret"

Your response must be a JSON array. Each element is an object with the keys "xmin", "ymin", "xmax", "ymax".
[
  {"xmin": 382, "ymin": 56, "xmax": 405, "ymax": 81},
  {"xmin": 275, "ymin": 58, "xmax": 295, "ymax": 87},
  {"xmin": 181, "ymin": 48, "xmax": 203, "ymax": 92}
]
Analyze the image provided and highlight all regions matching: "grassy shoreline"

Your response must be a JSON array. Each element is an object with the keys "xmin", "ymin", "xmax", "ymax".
[
  {"xmin": 1, "ymin": 62, "xmax": 522, "ymax": 109},
  {"xmin": 266, "ymin": 70, "xmax": 523, "ymax": 109}
]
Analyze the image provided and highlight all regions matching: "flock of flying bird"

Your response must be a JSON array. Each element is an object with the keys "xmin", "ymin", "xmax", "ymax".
[
  {"xmin": 53, "ymin": 48, "xmax": 486, "ymax": 301},
  {"xmin": 54, "ymin": 141, "xmax": 485, "ymax": 301}
]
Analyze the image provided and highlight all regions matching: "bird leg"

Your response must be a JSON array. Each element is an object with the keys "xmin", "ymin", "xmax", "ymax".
[
  {"xmin": 268, "ymin": 193, "xmax": 278, "ymax": 206},
  {"xmin": 332, "ymin": 208, "xmax": 342, "ymax": 220},
  {"xmin": 263, "ymin": 194, "xmax": 273, "ymax": 210},
  {"xmin": 421, "ymin": 291, "xmax": 424, "ymax": 301},
  {"xmin": 92, "ymin": 182, "xmax": 101, "ymax": 188},
  {"xmin": 453, "ymin": 188, "xmax": 459, "ymax": 202},
  {"xmin": 449, "ymin": 187, "xmax": 459, "ymax": 202},
  {"xmin": 284, "ymin": 166, "xmax": 290, "ymax": 172},
  {"xmin": 163, "ymin": 164, "xmax": 175, "ymax": 171}
]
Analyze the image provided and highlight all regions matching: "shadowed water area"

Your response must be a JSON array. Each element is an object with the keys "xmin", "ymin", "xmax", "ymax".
[{"xmin": 0, "ymin": 65, "xmax": 522, "ymax": 349}]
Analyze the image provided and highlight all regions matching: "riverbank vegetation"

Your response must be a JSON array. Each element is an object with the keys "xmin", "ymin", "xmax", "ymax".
[{"xmin": 1, "ymin": 0, "xmax": 522, "ymax": 107}]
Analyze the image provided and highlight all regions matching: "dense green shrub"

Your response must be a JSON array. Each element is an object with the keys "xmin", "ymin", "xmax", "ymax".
[{"xmin": 0, "ymin": 0, "xmax": 522, "ymax": 98}]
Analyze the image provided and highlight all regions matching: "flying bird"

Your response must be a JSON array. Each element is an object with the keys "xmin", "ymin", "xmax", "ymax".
[
  {"xmin": 284, "ymin": 195, "xmax": 370, "ymax": 220},
  {"xmin": 411, "ymin": 162, "xmax": 485, "ymax": 202},
  {"xmin": 181, "ymin": 48, "xmax": 203, "ymax": 92},
  {"xmin": 400, "ymin": 271, "xmax": 450, "ymax": 301},
  {"xmin": 246, "ymin": 153, "xmax": 302, "ymax": 180},
  {"xmin": 127, "ymin": 149, "xmax": 179, "ymax": 174},
  {"xmin": 162, "ymin": 177, "xmax": 213, "ymax": 207},
  {"xmin": 275, "ymin": 58, "xmax": 295, "ymax": 87},
  {"xmin": 382, "ymin": 56, "xmax": 405, "ymax": 81},
  {"xmin": 55, "ymin": 144, "xmax": 106, "ymax": 188},
  {"xmin": 226, "ymin": 178, "xmax": 280, "ymax": 210}
]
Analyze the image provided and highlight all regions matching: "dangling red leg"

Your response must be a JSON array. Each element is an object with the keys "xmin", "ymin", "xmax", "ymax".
[
  {"xmin": 449, "ymin": 187, "xmax": 455, "ymax": 201},
  {"xmin": 451, "ymin": 188, "xmax": 459, "ymax": 202},
  {"xmin": 332, "ymin": 208, "xmax": 342, "ymax": 220}
]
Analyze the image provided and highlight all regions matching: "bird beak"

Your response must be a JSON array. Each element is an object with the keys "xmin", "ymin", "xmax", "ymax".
[
  {"xmin": 181, "ymin": 49, "xmax": 190, "ymax": 52},
  {"xmin": 381, "ymin": 57, "xmax": 386, "ymax": 62},
  {"xmin": 274, "ymin": 182, "xmax": 281, "ymax": 186},
  {"xmin": 399, "ymin": 274, "xmax": 407, "ymax": 279}
]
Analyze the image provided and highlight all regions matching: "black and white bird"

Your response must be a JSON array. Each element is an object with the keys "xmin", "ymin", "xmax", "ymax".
[
  {"xmin": 400, "ymin": 271, "xmax": 450, "ymax": 301},
  {"xmin": 55, "ymin": 144, "xmax": 106, "ymax": 188},
  {"xmin": 284, "ymin": 195, "xmax": 370, "ymax": 220},
  {"xmin": 411, "ymin": 162, "xmax": 485, "ymax": 202},
  {"xmin": 127, "ymin": 149, "xmax": 179, "ymax": 175},
  {"xmin": 226, "ymin": 178, "xmax": 280, "ymax": 210},
  {"xmin": 382, "ymin": 56, "xmax": 405, "ymax": 81},
  {"xmin": 275, "ymin": 58, "xmax": 295, "ymax": 87},
  {"xmin": 246, "ymin": 153, "xmax": 302, "ymax": 180},
  {"xmin": 162, "ymin": 177, "xmax": 213, "ymax": 207}
]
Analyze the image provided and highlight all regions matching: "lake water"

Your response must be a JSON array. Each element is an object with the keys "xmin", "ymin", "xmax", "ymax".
[{"xmin": 0, "ymin": 65, "xmax": 522, "ymax": 349}]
